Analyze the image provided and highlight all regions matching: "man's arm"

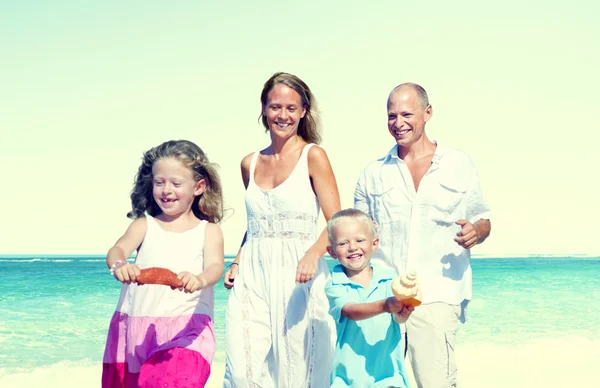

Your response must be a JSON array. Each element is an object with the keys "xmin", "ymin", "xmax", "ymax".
[{"xmin": 354, "ymin": 171, "xmax": 370, "ymax": 215}]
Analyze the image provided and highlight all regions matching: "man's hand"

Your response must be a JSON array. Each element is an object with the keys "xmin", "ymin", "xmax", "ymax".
[{"xmin": 454, "ymin": 219, "xmax": 479, "ymax": 249}]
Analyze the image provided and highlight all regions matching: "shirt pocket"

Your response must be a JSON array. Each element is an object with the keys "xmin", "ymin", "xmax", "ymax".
[
  {"xmin": 371, "ymin": 186, "xmax": 412, "ymax": 224},
  {"xmin": 428, "ymin": 176, "xmax": 468, "ymax": 225}
]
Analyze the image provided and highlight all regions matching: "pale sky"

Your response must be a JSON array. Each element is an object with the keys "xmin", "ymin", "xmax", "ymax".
[{"xmin": 1, "ymin": 1, "xmax": 598, "ymax": 256}]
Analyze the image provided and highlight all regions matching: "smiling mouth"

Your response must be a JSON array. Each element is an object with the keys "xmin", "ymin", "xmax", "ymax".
[
  {"xmin": 394, "ymin": 129, "xmax": 411, "ymax": 136},
  {"xmin": 161, "ymin": 198, "xmax": 177, "ymax": 203},
  {"xmin": 347, "ymin": 253, "xmax": 363, "ymax": 261},
  {"xmin": 276, "ymin": 122, "xmax": 291, "ymax": 128}
]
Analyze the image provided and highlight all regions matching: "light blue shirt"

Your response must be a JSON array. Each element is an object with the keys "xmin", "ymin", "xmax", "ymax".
[{"xmin": 325, "ymin": 264, "xmax": 409, "ymax": 388}]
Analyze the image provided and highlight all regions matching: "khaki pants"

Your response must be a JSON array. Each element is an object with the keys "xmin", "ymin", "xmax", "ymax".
[{"xmin": 406, "ymin": 302, "xmax": 463, "ymax": 388}]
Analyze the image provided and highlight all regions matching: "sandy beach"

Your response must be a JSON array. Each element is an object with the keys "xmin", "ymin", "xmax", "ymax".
[{"xmin": 3, "ymin": 336, "xmax": 599, "ymax": 388}]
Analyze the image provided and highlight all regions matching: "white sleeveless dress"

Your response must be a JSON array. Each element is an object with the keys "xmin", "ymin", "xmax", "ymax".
[{"xmin": 224, "ymin": 144, "xmax": 335, "ymax": 388}]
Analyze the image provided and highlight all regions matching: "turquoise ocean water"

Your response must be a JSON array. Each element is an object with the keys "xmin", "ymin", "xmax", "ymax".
[{"xmin": 1, "ymin": 255, "xmax": 600, "ymax": 386}]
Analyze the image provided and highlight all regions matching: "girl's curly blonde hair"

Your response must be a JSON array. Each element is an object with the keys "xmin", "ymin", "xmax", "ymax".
[{"xmin": 128, "ymin": 140, "xmax": 223, "ymax": 223}]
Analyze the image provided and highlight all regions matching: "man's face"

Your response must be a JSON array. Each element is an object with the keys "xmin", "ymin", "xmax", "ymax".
[{"xmin": 387, "ymin": 88, "xmax": 432, "ymax": 148}]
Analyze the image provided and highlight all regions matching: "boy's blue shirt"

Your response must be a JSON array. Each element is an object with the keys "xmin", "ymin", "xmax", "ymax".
[{"xmin": 325, "ymin": 263, "xmax": 409, "ymax": 388}]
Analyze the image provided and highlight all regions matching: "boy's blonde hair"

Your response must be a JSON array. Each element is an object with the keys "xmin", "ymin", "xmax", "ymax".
[{"xmin": 326, "ymin": 208, "xmax": 377, "ymax": 245}]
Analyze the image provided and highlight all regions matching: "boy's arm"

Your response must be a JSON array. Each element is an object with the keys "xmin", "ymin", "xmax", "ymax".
[{"xmin": 342, "ymin": 297, "xmax": 405, "ymax": 321}]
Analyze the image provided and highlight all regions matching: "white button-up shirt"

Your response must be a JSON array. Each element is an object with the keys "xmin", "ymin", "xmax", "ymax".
[{"xmin": 354, "ymin": 143, "xmax": 491, "ymax": 305}]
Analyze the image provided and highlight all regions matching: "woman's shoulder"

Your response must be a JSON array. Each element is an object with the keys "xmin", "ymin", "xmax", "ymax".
[{"xmin": 306, "ymin": 144, "xmax": 331, "ymax": 166}]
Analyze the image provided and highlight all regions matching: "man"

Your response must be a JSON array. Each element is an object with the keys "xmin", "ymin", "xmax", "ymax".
[{"xmin": 354, "ymin": 83, "xmax": 491, "ymax": 387}]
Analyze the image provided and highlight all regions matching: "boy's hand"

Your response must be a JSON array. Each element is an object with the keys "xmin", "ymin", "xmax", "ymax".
[
  {"xmin": 177, "ymin": 271, "xmax": 205, "ymax": 293},
  {"xmin": 383, "ymin": 297, "xmax": 406, "ymax": 314},
  {"xmin": 114, "ymin": 263, "xmax": 141, "ymax": 284},
  {"xmin": 394, "ymin": 303, "xmax": 415, "ymax": 323}
]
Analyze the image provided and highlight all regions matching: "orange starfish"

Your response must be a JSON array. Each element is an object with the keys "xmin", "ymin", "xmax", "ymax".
[{"xmin": 136, "ymin": 267, "xmax": 184, "ymax": 288}]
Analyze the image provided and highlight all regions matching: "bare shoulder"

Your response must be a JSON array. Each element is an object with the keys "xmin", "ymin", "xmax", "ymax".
[
  {"xmin": 241, "ymin": 152, "xmax": 255, "ymax": 171},
  {"xmin": 205, "ymin": 222, "xmax": 224, "ymax": 241},
  {"xmin": 128, "ymin": 216, "xmax": 148, "ymax": 233},
  {"xmin": 307, "ymin": 144, "xmax": 330, "ymax": 165}
]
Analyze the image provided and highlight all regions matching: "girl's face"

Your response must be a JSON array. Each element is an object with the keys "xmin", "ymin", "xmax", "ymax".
[
  {"xmin": 263, "ymin": 84, "xmax": 306, "ymax": 140},
  {"xmin": 152, "ymin": 157, "xmax": 205, "ymax": 218}
]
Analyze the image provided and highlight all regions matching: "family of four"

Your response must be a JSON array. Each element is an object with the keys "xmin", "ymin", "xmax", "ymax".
[{"xmin": 101, "ymin": 72, "xmax": 491, "ymax": 388}]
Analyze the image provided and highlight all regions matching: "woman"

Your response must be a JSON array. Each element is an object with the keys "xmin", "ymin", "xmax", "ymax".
[{"xmin": 223, "ymin": 72, "xmax": 341, "ymax": 387}]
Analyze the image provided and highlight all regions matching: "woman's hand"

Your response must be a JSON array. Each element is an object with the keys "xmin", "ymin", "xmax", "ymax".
[
  {"xmin": 224, "ymin": 263, "xmax": 238, "ymax": 289},
  {"xmin": 296, "ymin": 254, "xmax": 319, "ymax": 283}
]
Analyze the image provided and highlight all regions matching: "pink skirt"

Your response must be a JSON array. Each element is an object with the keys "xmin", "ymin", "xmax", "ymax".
[{"xmin": 102, "ymin": 312, "xmax": 215, "ymax": 388}]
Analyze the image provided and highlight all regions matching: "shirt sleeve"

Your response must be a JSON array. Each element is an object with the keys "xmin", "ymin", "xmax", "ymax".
[
  {"xmin": 325, "ymin": 280, "xmax": 354, "ymax": 324},
  {"xmin": 466, "ymin": 167, "xmax": 492, "ymax": 224},
  {"xmin": 353, "ymin": 170, "xmax": 371, "ymax": 217}
]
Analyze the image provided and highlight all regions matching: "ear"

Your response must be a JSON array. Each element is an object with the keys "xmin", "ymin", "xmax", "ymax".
[
  {"xmin": 194, "ymin": 179, "xmax": 207, "ymax": 196},
  {"xmin": 326, "ymin": 245, "xmax": 337, "ymax": 259},
  {"xmin": 372, "ymin": 238, "xmax": 379, "ymax": 251},
  {"xmin": 424, "ymin": 104, "xmax": 433, "ymax": 123},
  {"xmin": 300, "ymin": 105, "xmax": 307, "ymax": 119}
]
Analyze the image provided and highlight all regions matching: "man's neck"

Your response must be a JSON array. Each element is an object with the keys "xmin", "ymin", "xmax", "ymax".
[{"xmin": 398, "ymin": 136, "xmax": 436, "ymax": 162}]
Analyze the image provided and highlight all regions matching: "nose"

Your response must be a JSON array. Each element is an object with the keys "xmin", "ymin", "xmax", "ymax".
[
  {"xmin": 278, "ymin": 109, "xmax": 288, "ymax": 120},
  {"xmin": 348, "ymin": 241, "xmax": 358, "ymax": 251}
]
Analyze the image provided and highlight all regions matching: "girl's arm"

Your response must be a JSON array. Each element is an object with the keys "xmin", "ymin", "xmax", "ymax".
[
  {"xmin": 106, "ymin": 217, "xmax": 147, "ymax": 283},
  {"xmin": 296, "ymin": 146, "xmax": 342, "ymax": 283},
  {"xmin": 196, "ymin": 223, "xmax": 225, "ymax": 288},
  {"xmin": 179, "ymin": 222, "xmax": 224, "ymax": 293}
]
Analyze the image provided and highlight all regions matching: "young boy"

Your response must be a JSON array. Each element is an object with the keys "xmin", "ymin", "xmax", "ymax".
[{"xmin": 325, "ymin": 208, "xmax": 413, "ymax": 387}]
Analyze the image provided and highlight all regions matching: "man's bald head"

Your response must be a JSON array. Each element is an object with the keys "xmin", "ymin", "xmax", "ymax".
[{"xmin": 387, "ymin": 83, "xmax": 430, "ymax": 109}]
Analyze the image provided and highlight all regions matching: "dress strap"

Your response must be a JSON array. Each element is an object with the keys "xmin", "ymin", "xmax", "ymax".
[
  {"xmin": 248, "ymin": 151, "xmax": 260, "ymax": 183},
  {"xmin": 299, "ymin": 143, "xmax": 315, "ymax": 171}
]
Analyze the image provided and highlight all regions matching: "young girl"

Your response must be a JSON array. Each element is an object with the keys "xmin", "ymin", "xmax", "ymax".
[{"xmin": 102, "ymin": 140, "xmax": 225, "ymax": 388}]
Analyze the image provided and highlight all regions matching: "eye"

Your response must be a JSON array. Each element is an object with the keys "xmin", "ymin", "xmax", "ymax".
[
  {"xmin": 173, "ymin": 182, "xmax": 182, "ymax": 187},
  {"xmin": 388, "ymin": 114, "xmax": 396, "ymax": 120},
  {"xmin": 288, "ymin": 107, "xmax": 296, "ymax": 112},
  {"xmin": 338, "ymin": 241, "xmax": 347, "ymax": 246}
]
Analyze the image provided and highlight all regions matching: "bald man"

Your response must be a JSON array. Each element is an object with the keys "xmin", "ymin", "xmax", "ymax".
[{"xmin": 354, "ymin": 83, "xmax": 491, "ymax": 388}]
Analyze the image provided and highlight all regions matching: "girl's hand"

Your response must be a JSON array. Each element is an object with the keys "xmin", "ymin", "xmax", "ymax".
[
  {"xmin": 177, "ymin": 271, "xmax": 205, "ymax": 293},
  {"xmin": 114, "ymin": 263, "xmax": 141, "ymax": 284},
  {"xmin": 296, "ymin": 254, "xmax": 319, "ymax": 284},
  {"xmin": 224, "ymin": 263, "xmax": 238, "ymax": 289}
]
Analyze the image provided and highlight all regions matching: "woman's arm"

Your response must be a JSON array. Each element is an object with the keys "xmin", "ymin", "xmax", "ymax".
[
  {"xmin": 296, "ymin": 146, "xmax": 341, "ymax": 283},
  {"xmin": 224, "ymin": 153, "xmax": 253, "ymax": 288}
]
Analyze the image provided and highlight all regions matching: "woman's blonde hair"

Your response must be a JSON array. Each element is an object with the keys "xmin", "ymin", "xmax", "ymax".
[{"xmin": 259, "ymin": 72, "xmax": 322, "ymax": 145}]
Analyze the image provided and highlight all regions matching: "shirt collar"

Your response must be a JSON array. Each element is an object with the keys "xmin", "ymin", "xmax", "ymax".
[
  {"xmin": 331, "ymin": 263, "xmax": 394, "ymax": 287},
  {"xmin": 383, "ymin": 141, "xmax": 445, "ymax": 165}
]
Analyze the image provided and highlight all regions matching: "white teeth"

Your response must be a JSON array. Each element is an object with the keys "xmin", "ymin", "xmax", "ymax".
[
  {"xmin": 395, "ymin": 129, "xmax": 410, "ymax": 135},
  {"xmin": 276, "ymin": 122, "xmax": 290, "ymax": 127}
]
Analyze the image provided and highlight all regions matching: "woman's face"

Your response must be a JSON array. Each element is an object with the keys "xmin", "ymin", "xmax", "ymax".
[{"xmin": 263, "ymin": 83, "xmax": 306, "ymax": 140}]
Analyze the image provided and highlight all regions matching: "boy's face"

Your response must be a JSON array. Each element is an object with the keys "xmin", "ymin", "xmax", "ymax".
[{"xmin": 327, "ymin": 218, "xmax": 379, "ymax": 274}]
